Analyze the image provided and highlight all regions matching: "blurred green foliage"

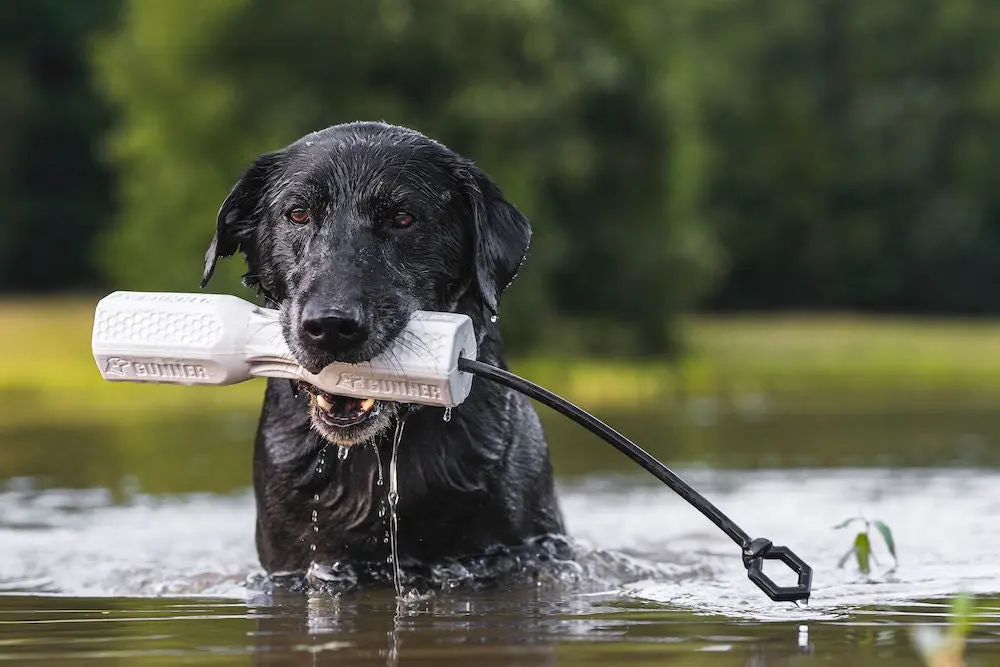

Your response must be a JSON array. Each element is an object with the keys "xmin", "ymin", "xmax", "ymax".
[
  {"xmin": 703, "ymin": 0, "xmax": 1000, "ymax": 314},
  {"xmin": 90, "ymin": 0, "xmax": 718, "ymax": 352},
  {"xmin": 0, "ymin": 0, "xmax": 118, "ymax": 291},
  {"xmin": 4, "ymin": 0, "xmax": 1000, "ymax": 354}
]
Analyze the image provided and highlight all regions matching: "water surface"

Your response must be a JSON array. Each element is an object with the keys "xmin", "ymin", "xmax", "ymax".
[{"xmin": 2, "ymin": 403, "xmax": 1000, "ymax": 665}]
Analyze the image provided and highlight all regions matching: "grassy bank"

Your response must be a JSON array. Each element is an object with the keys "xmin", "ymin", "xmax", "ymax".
[{"xmin": 5, "ymin": 296, "xmax": 1000, "ymax": 428}]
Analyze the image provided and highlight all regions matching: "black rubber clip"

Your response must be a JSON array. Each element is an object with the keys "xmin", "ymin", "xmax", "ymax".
[{"xmin": 742, "ymin": 537, "xmax": 812, "ymax": 603}]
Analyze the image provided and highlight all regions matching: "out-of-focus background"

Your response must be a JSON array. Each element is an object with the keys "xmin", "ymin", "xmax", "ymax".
[{"xmin": 3, "ymin": 0, "xmax": 1000, "ymax": 474}]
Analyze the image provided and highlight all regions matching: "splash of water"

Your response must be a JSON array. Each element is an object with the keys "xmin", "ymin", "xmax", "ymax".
[{"xmin": 387, "ymin": 416, "xmax": 408, "ymax": 598}]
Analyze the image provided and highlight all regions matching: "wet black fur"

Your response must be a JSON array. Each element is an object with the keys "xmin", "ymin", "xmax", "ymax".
[{"xmin": 203, "ymin": 122, "xmax": 564, "ymax": 575}]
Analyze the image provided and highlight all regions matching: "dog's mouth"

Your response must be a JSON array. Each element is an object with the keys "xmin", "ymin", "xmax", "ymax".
[{"xmin": 299, "ymin": 382, "xmax": 382, "ymax": 428}]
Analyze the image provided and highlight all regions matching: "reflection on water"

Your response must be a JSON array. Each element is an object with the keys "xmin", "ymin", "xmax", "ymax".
[
  {"xmin": 2, "ymin": 403, "xmax": 1000, "ymax": 664},
  {"xmin": 3, "ymin": 592, "xmax": 1000, "ymax": 665},
  {"xmin": 5, "ymin": 404, "xmax": 1000, "ymax": 495}
]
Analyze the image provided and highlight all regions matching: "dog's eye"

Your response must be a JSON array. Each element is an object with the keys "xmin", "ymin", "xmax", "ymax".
[
  {"xmin": 287, "ymin": 207, "xmax": 310, "ymax": 224},
  {"xmin": 392, "ymin": 212, "xmax": 414, "ymax": 229}
]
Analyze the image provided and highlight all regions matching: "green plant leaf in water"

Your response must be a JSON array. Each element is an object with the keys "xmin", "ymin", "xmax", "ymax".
[
  {"xmin": 873, "ymin": 520, "xmax": 897, "ymax": 563},
  {"xmin": 854, "ymin": 532, "xmax": 872, "ymax": 574},
  {"xmin": 833, "ymin": 516, "xmax": 866, "ymax": 530}
]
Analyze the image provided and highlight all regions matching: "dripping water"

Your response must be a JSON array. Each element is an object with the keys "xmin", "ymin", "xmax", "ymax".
[
  {"xmin": 310, "ymin": 445, "xmax": 328, "ymax": 555},
  {"xmin": 337, "ymin": 444, "xmax": 350, "ymax": 461},
  {"xmin": 372, "ymin": 438, "xmax": 390, "ymax": 552},
  {"xmin": 442, "ymin": 406, "xmax": 452, "ymax": 423},
  {"xmin": 316, "ymin": 445, "xmax": 326, "ymax": 476},
  {"xmin": 387, "ymin": 416, "xmax": 408, "ymax": 598},
  {"xmin": 370, "ymin": 438, "xmax": 384, "ymax": 487},
  {"xmin": 489, "ymin": 314, "xmax": 498, "ymax": 323}
]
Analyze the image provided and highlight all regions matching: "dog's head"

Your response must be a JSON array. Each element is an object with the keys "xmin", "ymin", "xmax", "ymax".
[{"xmin": 202, "ymin": 122, "xmax": 530, "ymax": 445}]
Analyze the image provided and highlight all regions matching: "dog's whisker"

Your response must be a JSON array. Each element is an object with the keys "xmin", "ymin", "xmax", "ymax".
[
  {"xmin": 384, "ymin": 350, "xmax": 409, "ymax": 383},
  {"xmin": 393, "ymin": 341, "xmax": 429, "ymax": 370},
  {"xmin": 379, "ymin": 344, "xmax": 401, "ymax": 371},
  {"xmin": 394, "ymin": 334, "xmax": 436, "ymax": 367},
  {"xmin": 396, "ymin": 330, "xmax": 434, "ymax": 359},
  {"xmin": 247, "ymin": 321, "xmax": 280, "ymax": 347}
]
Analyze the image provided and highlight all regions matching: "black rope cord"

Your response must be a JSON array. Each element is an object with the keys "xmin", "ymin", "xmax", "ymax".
[{"xmin": 458, "ymin": 357, "xmax": 813, "ymax": 603}]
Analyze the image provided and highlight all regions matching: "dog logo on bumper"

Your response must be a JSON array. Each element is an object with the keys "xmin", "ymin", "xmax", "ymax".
[{"xmin": 104, "ymin": 357, "xmax": 131, "ymax": 376}]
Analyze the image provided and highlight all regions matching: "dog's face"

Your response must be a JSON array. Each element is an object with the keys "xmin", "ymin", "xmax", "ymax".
[{"xmin": 202, "ymin": 122, "xmax": 530, "ymax": 445}]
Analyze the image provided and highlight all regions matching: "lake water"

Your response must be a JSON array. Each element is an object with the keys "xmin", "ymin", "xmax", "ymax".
[{"xmin": 3, "ymin": 400, "xmax": 1000, "ymax": 665}]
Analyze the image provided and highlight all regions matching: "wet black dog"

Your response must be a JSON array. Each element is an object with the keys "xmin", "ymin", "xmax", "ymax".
[{"xmin": 202, "ymin": 122, "xmax": 565, "ymax": 581}]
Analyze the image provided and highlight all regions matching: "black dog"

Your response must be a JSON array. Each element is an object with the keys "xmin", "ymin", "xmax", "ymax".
[{"xmin": 202, "ymin": 122, "xmax": 565, "ymax": 581}]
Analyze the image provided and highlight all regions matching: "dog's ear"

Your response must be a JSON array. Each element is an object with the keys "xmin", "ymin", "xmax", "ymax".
[
  {"xmin": 201, "ymin": 151, "xmax": 283, "ymax": 287},
  {"xmin": 459, "ymin": 164, "xmax": 532, "ymax": 318}
]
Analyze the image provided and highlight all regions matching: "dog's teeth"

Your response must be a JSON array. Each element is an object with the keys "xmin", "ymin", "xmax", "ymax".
[
  {"xmin": 360, "ymin": 398, "xmax": 375, "ymax": 411},
  {"xmin": 316, "ymin": 394, "xmax": 333, "ymax": 411}
]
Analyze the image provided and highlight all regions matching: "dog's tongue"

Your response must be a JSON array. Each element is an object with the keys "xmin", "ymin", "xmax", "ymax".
[{"xmin": 313, "ymin": 392, "xmax": 375, "ymax": 417}]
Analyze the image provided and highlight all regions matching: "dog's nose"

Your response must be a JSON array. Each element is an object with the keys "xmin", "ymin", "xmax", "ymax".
[{"xmin": 300, "ymin": 305, "xmax": 368, "ymax": 351}]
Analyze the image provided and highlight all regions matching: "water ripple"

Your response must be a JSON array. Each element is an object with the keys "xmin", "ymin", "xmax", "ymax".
[{"xmin": 0, "ymin": 468, "xmax": 998, "ymax": 621}]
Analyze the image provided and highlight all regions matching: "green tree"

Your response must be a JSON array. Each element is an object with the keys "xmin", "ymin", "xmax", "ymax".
[
  {"xmin": 93, "ymin": 0, "xmax": 718, "ymax": 353},
  {"xmin": 0, "ymin": 0, "xmax": 118, "ymax": 291},
  {"xmin": 702, "ymin": 0, "xmax": 1000, "ymax": 314}
]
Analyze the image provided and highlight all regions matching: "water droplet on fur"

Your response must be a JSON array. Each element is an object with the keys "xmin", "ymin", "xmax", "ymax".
[
  {"xmin": 310, "ymin": 544, "xmax": 317, "ymax": 551},
  {"xmin": 313, "ymin": 494, "xmax": 320, "ymax": 501},
  {"xmin": 443, "ymin": 407, "xmax": 452, "ymax": 422},
  {"xmin": 490, "ymin": 315, "xmax": 498, "ymax": 323},
  {"xmin": 311, "ymin": 510, "xmax": 318, "ymax": 521},
  {"xmin": 313, "ymin": 525, "xmax": 319, "ymax": 532},
  {"xmin": 316, "ymin": 466, "xmax": 323, "ymax": 474},
  {"xmin": 337, "ymin": 445, "xmax": 350, "ymax": 461}
]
